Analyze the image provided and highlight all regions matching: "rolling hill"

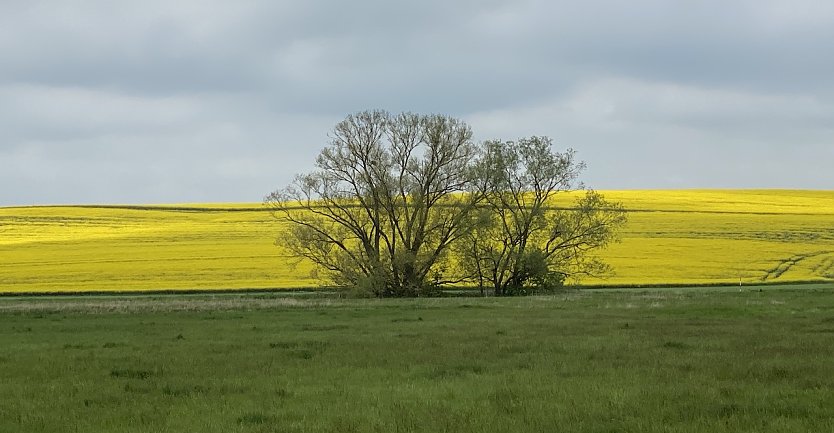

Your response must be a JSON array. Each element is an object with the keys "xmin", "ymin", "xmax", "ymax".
[{"xmin": 2, "ymin": 190, "xmax": 833, "ymax": 293}]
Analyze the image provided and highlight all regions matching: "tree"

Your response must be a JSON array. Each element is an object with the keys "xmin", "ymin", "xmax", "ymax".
[
  {"xmin": 267, "ymin": 112, "xmax": 626, "ymax": 297},
  {"xmin": 264, "ymin": 110, "xmax": 485, "ymax": 297},
  {"xmin": 460, "ymin": 137, "xmax": 627, "ymax": 296}
]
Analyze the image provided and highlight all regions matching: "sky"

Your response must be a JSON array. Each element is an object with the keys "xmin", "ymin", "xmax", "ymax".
[{"xmin": 1, "ymin": 0, "xmax": 833, "ymax": 205}]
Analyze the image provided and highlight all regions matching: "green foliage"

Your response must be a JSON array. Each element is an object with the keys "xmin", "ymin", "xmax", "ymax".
[
  {"xmin": 267, "ymin": 113, "xmax": 627, "ymax": 297},
  {"xmin": 511, "ymin": 249, "xmax": 566, "ymax": 295},
  {"xmin": 351, "ymin": 269, "xmax": 389, "ymax": 298},
  {"xmin": 462, "ymin": 137, "xmax": 627, "ymax": 296},
  {"xmin": 266, "ymin": 110, "xmax": 484, "ymax": 297}
]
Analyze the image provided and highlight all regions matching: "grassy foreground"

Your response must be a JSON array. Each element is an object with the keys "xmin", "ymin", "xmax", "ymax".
[{"xmin": 1, "ymin": 286, "xmax": 834, "ymax": 432}]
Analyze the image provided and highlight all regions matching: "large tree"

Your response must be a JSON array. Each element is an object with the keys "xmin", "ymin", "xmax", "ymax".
[
  {"xmin": 459, "ymin": 137, "xmax": 627, "ymax": 296},
  {"xmin": 265, "ymin": 110, "xmax": 485, "ymax": 297}
]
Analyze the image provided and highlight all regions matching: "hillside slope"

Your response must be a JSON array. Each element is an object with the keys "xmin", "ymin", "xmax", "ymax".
[{"xmin": 2, "ymin": 190, "xmax": 833, "ymax": 292}]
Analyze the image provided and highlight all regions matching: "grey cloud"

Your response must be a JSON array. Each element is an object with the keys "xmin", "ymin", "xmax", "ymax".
[
  {"xmin": 465, "ymin": 77, "xmax": 834, "ymax": 189},
  {"xmin": 1, "ymin": 0, "xmax": 833, "ymax": 205}
]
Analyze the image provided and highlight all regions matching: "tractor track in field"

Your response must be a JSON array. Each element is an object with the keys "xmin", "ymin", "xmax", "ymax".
[
  {"xmin": 812, "ymin": 256, "xmax": 834, "ymax": 279},
  {"xmin": 763, "ymin": 251, "xmax": 834, "ymax": 281}
]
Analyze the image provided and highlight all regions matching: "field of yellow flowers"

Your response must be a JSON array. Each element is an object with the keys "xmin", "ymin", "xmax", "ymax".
[{"xmin": 1, "ymin": 190, "xmax": 833, "ymax": 293}]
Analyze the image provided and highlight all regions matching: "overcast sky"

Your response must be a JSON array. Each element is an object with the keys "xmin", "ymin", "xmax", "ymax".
[{"xmin": 1, "ymin": 0, "xmax": 833, "ymax": 205}]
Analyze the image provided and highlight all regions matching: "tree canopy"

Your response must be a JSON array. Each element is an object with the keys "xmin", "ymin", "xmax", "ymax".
[
  {"xmin": 461, "ymin": 137, "xmax": 627, "ymax": 295},
  {"xmin": 265, "ymin": 110, "xmax": 626, "ymax": 297}
]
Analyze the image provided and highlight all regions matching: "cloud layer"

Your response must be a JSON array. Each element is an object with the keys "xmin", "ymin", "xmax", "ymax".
[{"xmin": 2, "ymin": 0, "xmax": 833, "ymax": 204}]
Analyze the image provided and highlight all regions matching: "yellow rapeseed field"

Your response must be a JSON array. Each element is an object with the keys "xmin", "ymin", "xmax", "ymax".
[
  {"xmin": 582, "ymin": 190, "xmax": 834, "ymax": 286},
  {"xmin": 1, "ymin": 190, "xmax": 833, "ymax": 293}
]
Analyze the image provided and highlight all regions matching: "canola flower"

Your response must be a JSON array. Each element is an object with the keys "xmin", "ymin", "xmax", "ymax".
[{"xmin": 1, "ymin": 190, "xmax": 833, "ymax": 293}]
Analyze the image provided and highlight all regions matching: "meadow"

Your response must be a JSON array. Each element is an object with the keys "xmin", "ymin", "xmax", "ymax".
[
  {"xmin": 1, "ymin": 287, "xmax": 833, "ymax": 432},
  {"xmin": 1, "ymin": 190, "xmax": 834, "ymax": 293}
]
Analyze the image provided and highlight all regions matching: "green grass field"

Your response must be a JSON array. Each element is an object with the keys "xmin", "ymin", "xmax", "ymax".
[{"xmin": 1, "ymin": 286, "xmax": 833, "ymax": 432}]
